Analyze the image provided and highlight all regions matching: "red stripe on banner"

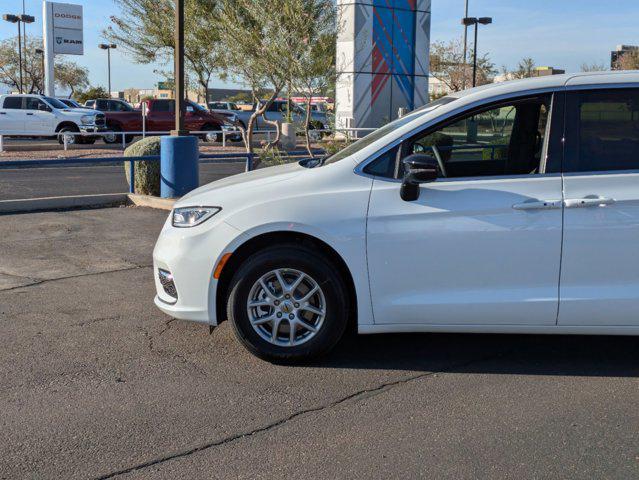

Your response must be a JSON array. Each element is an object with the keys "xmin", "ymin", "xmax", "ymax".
[
  {"xmin": 372, "ymin": 73, "xmax": 391, "ymax": 106},
  {"xmin": 371, "ymin": 58, "xmax": 388, "ymax": 97}
]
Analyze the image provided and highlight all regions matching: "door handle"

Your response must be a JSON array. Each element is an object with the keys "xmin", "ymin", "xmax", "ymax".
[
  {"xmin": 564, "ymin": 197, "xmax": 616, "ymax": 209},
  {"xmin": 0, "ymin": 112, "xmax": 6, "ymax": 115},
  {"xmin": 26, "ymin": 113, "xmax": 34, "ymax": 116},
  {"xmin": 513, "ymin": 200, "xmax": 562, "ymax": 211}
]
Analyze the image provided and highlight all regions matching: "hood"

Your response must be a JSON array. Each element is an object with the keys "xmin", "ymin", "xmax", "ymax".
[
  {"xmin": 65, "ymin": 107, "xmax": 99, "ymax": 114},
  {"xmin": 60, "ymin": 108, "xmax": 100, "ymax": 116},
  {"xmin": 176, "ymin": 161, "xmax": 306, "ymax": 208}
]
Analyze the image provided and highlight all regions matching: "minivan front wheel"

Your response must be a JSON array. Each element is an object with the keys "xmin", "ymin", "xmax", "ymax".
[{"xmin": 227, "ymin": 245, "xmax": 348, "ymax": 362}]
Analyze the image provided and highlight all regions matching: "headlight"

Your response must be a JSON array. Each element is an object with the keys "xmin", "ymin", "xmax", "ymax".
[
  {"xmin": 81, "ymin": 115, "xmax": 95, "ymax": 125},
  {"xmin": 172, "ymin": 207, "xmax": 221, "ymax": 228}
]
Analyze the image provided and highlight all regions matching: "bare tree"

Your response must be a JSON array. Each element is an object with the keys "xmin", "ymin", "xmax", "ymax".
[
  {"xmin": 512, "ymin": 57, "xmax": 536, "ymax": 79},
  {"xmin": 55, "ymin": 60, "xmax": 89, "ymax": 98},
  {"xmin": 429, "ymin": 39, "xmax": 496, "ymax": 92},
  {"xmin": 106, "ymin": 0, "xmax": 223, "ymax": 101},
  {"xmin": 217, "ymin": 0, "xmax": 319, "ymax": 155},
  {"xmin": 288, "ymin": 0, "xmax": 337, "ymax": 156},
  {"xmin": 581, "ymin": 62, "xmax": 607, "ymax": 72},
  {"xmin": 0, "ymin": 36, "xmax": 89, "ymax": 96},
  {"xmin": 615, "ymin": 50, "xmax": 639, "ymax": 70}
]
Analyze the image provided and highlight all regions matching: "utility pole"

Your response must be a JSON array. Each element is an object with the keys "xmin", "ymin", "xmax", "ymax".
[
  {"xmin": 461, "ymin": 17, "xmax": 492, "ymax": 88},
  {"xmin": 172, "ymin": 0, "xmax": 187, "ymax": 135},
  {"xmin": 462, "ymin": 0, "xmax": 469, "ymax": 89},
  {"xmin": 99, "ymin": 44, "xmax": 117, "ymax": 96}
]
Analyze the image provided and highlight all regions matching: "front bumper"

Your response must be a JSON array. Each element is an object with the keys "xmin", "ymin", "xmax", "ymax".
[
  {"xmin": 153, "ymin": 218, "xmax": 244, "ymax": 325},
  {"xmin": 79, "ymin": 125, "xmax": 107, "ymax": 134}
]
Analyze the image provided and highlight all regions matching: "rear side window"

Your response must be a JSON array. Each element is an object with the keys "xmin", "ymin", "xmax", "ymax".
[
  {"xmin": 3, "ymin": 97, "xmax": 23, "ymax": 109},
  {"xmin": 153, "ymin": 100, "xmax": 174, "ymax": 112},
  {"xmin": 565, "ymin": 89, "xmax": 639, "ymax": 172},
  {"xmin": 25, "ymin": 98, "xmax": 47, "ymax": 111}
]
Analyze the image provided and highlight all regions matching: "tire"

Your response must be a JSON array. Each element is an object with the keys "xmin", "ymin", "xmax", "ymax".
[
  {"xmin": 227, "ymin": 245, "xmax": 349, "ymax": 363},
  {"xmin": 57, "ymin": 126, "xmax": 79, "ymax": 145},
  {"xmin": 200, "ymin": 125, "xmax": 221, "ymax": 143},
  {"xmin": 103, "ymin": 125, "xmax": 133, "ymax": 144}
]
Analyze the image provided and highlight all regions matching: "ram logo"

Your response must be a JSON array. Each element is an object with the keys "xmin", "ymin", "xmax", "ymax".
[{"xmin": 56, "ymin": 37, "xmax": 62, "ymax": 45}]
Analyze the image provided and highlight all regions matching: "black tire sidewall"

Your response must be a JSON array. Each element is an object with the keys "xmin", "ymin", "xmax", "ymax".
[
  {"xmin": 227, "ymin": 246, "xmax": 348, "ymax": 362},
  {"xmin": 57, "ymin": 127, "xmax": 78, "ymax": 145}
]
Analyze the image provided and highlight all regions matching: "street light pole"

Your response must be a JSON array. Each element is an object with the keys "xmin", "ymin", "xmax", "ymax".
[
  {"xmin": 98, "ymin": 44, "xmax": 117, "ymax": 97},
  {"xmin": 16, "ymin": 21, "xmax": 22, "ymax": 93},
  {"xmin": 461, "ymin": 16, "xmax": 492, "ymax": 88},
  {"xmin": 472, "ymin": 21, "xmax": 478, "ymax": 87},
  {"xmin": 462, "ymin": 0, "xmax": 469, "ymax": 89},
  {"xmin": 173, "ymin": 0, "xmax": 186, "ymax": 136}
]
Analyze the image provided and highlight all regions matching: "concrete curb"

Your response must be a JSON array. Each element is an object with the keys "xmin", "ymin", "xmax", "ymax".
[
  {"xmin": 126, "ymin": 194, "xmax": 176, "ymax": 210},
  {"xmin": 0, "ymin": 193, "xmax": 176, "ymax": 214},
  {"xmin": 0, "ymin": 193, "xmax": 128, "ymax": 214}
]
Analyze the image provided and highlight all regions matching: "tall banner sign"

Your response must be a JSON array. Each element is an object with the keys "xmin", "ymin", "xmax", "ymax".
[
  {"xmin": 43, "ymin": 1, "xmax": 84, "ymax": 96},
  {"xmin": 335, "ymin": 0, "xmax": 431, "ymax": 130}
]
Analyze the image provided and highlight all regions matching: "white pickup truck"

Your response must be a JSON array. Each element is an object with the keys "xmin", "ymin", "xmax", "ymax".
[{"xmin": 0, "ymin": 94, "xmax": 106, "ymax": 144}]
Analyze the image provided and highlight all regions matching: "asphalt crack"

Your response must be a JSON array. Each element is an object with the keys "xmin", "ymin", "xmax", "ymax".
[
  {"xmin": 93, "ymin": 352, "xmax": 506, "ymax": 480},
  {"xmin": 0, "ymin": 265, "xmax": 152, "ymax": 293}
]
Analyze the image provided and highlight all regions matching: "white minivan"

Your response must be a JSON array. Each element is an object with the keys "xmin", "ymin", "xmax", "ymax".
[{"xmin": 153, "ymin": 71, "xmax": 639, "ymax": 362}]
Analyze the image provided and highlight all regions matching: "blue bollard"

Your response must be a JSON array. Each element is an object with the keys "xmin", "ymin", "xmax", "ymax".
[{"xmin": 160, "ymin": 135, "xmax": 199, "ymax": 198}]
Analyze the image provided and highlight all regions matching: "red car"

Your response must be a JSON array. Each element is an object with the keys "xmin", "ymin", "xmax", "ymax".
[{"xmin": 86, "ymin": 98, "xmax": 240, "ymax": 144}]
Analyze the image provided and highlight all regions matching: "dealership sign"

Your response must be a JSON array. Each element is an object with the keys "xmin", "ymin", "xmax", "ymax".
[{"xmin": 51, "ymin": 2, "xmax": 84, "ymax": 55}]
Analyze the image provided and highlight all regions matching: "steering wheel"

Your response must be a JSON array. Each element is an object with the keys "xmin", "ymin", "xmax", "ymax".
[{"xmin": 430, "ymin": 145, "xmax": 448, "ymax": 178}]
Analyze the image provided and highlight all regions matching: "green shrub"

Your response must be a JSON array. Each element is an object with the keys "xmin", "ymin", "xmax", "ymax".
[
  {"xmin": 320, "ymin": 137, "xmax": 352, "ymax": 156},
  {"xmin": 481, "ymin": 136, "xmax": 510, "ymax": 161},
  {"xmin": 123, "ymin": 137, "xmax": 161, "ymax": 196},
  {"xmin": 257, "ymin": 147, "xmax": 292, "ymax": 168}
]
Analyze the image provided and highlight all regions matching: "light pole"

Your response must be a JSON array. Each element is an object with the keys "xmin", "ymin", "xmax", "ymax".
[
  {"xmin": 35, "ymin": 48, "xmax": 45, "ymax": 93},
  {"xmin": 98, "ymin": 43, "xmax": 117, "ymax": 97},
  {"xmin": 461, "ymin": 16, "xmax": 492, "ymax": 87},
  {"xmin": 173, "ymin": 0, "xmax": 186, "ymax": 135},
  {"xmin": 462, "ymin": 0, "xmax": 469, "ymax": 89},
  {"xmin": 3, "ymin": 14, "xmax": 22, "ymax": 92}
]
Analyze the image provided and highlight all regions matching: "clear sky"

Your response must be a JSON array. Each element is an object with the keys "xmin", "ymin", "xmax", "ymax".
[{"xmin": 1, "ymin": 0, "xmax": 638, "ymax": 93}]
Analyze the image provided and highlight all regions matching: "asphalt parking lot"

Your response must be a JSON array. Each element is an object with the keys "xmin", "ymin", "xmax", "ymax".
[{"xmin": 1, "ymin": 207, "xmax": 638, "ymax": 479}]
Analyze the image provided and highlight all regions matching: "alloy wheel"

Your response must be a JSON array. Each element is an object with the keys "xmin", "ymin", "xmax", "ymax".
[{"xmin": 246, "ymin": 268, "xmax": 326, "ymax": 347}]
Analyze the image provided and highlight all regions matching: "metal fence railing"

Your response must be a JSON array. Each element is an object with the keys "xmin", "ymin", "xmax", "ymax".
[
  {"xmin": 0, "ymin": 149, "xmax": 323, "ymax": 194},
  {"xmin": 0, "ymin": 127, "xmax": 376, "ymax": 153}
]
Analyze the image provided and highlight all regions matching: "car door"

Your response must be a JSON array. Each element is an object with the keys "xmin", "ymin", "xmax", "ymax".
[
  {"xmin": 366, "ymin": 93, "xmax": 565, "ymax": 326},
  {"xmin": 25, "ymin": 97, "xmax": 56, "ymax": 135},
  {"xmin": 558, "ymin": 86, "xmax": 639, "ymax": 327},
  {"xmin": 151, "ymin": 100, "xmax": 175, "ymax": 132},
  {"xmin": 0, "ymin": 96, "xmax": 26, "ymax": 133}
]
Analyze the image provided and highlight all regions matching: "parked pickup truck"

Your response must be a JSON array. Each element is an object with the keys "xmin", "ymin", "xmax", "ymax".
[
  {"xmin": 85, "ymin": 98, "xmax": 240, "ymax": 144},
  {"xmin": 0, "ymin": 94, "xmax": 106, "ymax": 144},
  {"xmin": 210, "ymin": 99, "xmax": 329, "ymax": 132}
]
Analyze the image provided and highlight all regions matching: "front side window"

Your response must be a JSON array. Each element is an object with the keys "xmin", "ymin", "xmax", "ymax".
[
  {"xmin": 3, "ymin": 97, "xmax": 23, "ymax": 109},
  {"xmin": 406, "ymin": 95, "xmax": 551, "ymax": 179},
  {"xmin": 564, "ymin": 89, "xmax": 639, "ymax": 173},
  {"xmin": 325, "ymin": 96, "xmax": 458, "ymax": 166}
]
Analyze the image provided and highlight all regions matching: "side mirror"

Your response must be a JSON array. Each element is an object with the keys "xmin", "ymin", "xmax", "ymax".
[
  {"xmin": 400, "ymin": 154, "xmax": 439, "ymax": 202},
  {"xmin": 38, "ymin": 104, "xmax": 50, "ymax": 112}
]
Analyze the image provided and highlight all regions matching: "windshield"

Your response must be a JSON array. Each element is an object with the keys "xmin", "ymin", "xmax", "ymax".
[
  {"xmin": 188, "ymin": 101, "xmax": 207, "ymax": 112},
  {"xmin": 323, "ymin": 96, "xmax": 457, "ymax": 165},
  {"xmin": 44, "ymin": 96, "xmax": 71, "ymax": 109}
]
